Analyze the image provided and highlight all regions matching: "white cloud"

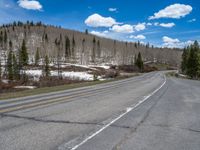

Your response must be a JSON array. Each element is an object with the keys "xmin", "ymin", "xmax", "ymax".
[
  {"xmin": 188, "ymin": 18, "xmax": 196, "ymax": 23},
  {"xmin": 154, "ymin": 22, "xmax": 175, "ymax": 28},
  {"xmin": 163, "ymin": 36, "xmax": 180, "ymax": 43},
  {"xmin": 85, "ymin": 13, "xmax": 119, "ymax": 27},
  {"xmin": 17, "ymin": 0, "xmax": 42, "ymax": 10},
  {"xmin": 130, "ymin": 34, "xmax": 146, "ymax": 40},
  {"xmin": 90, "ymin": 30, "xmax": 108, "ymax": 37},
  {"xmin": 134, "ymin": 23, "xmax": 146, "ymax": 31},
  {"xmin": 159, "ymin": 23, "xmax": 175, "ymax": 28},
  {"xmin": 149, "ymin": 4, "xmax": 192, "ymax": 20},
  {"xmin": 147, "ymin": 23, "xmax": 152, "ymax": 26},
  {"xmin": 154, "ymin": 22, "xmax": 159, "ymax": 26},
  {"xmin": 108, "ymin": 8, "xmax": 117, "ymax": 12},
  {"xmin": 111, "ymin": 24, "xmax": 134, "ymax": 33},
  {"xmin": 162, "ymin": 36, "xmax": 194, "ymax": 48}
]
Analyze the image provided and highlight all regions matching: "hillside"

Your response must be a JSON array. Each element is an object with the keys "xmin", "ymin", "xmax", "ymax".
[{"xmin": 0, "ymin": 21, "xmax": 182, "ymax": 67}]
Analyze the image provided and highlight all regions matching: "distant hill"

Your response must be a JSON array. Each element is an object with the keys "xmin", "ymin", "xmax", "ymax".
[{"xmin": 0, "ymin": 21, "xmax": 182, "ymax": 66}]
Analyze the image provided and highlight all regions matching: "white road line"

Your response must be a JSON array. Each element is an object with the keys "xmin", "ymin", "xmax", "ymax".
[{"xmin": 71, "ymin": 74, "xmax": 166, "ymax": 150}]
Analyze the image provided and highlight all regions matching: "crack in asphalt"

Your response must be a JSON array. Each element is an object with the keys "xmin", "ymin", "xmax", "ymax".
[
  {"xmin": 0, "ymin": 113, "xmax": 135, "ymax": 132},
  {"xmin": 0, "ymin": 113, "xmax": 103, "ymax": 126},
  {"xmin": 144, "ymin": 123, "xmax": 200, "ymax": 133},
  {"xmin": 112, "ymin": 82, "xmax": 169, "ymax": 150}
]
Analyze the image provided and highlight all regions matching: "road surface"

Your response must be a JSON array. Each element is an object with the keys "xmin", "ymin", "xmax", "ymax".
[{"xmin": 0, "ymin": 72, "xmax": 200, "ymax": 150}]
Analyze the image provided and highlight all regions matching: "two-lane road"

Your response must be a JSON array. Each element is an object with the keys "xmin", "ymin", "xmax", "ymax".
[{"xmin": 0, "ymin": 72, "xmax": 200, "ymax": 150}]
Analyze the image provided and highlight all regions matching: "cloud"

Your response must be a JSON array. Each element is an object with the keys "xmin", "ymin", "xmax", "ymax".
[
  {"xmin": 159, "ymin": 23, "xmax": 175, "ymax": 28},
  {"xmin": 134, "ymin": 23, "xmax": 146, "ymax": 31},
  {"xmin": 129, "ymin": 34, "xmax": 146, "ymax": 40},
  {"xmin": 162, "ymin": 36, "xmax": 194, "ymax": 48},
  {"xmin": 147, "ymin": 23, "xmax": 152, "ymax": 26},
  {"xmin": 163, "ymin": 36, "xmax": 180, "ymax": 43},
  {"xmin": 108, "ymin": 8, "xmax": 117, "ymax": 12},
  {"xmin": 90, "ymin": 30, "xmax": 108, "ymax": 37},
  {"xmin": 111, "ymin": 24, "xmax": 134, "ymax": 33},
  {"xmin": 85, "ymin": 13, "xmax": 119, "ymax": 27},
  {"xmin": 149, "ymin": 4, "xmax": 192, "ymax": 20},
  {"xmin": 188, "ymin": 18, "xmax": 196, "ymax": 23},
  {"xmin": 110, "ymin": 23, "xmax": 146, "ymax": 33},
  {"xmin": 17, "ymin": 0, "xmax": 42, "ymax": 10}
]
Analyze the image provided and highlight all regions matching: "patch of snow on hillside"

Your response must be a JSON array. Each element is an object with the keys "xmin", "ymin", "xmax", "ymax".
[
  {"xmin": 25, "ymin": 70, "xmax": 42, "ymax": 76},
  {"xmin": 51, "ymin": 71, "xmax": 94, "ymax": 81},
  {"xmin": 24, "ymin": 69, "xmax": 98, "ymax": 81},
  {"xmin": 14, "ymin": 86, "xmax": 37, "ymax": 89}
]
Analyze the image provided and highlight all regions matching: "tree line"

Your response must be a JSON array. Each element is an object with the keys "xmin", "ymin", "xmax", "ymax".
[
  {"xmin": 0, "ymin": 39, "xmax": 50, "ymax": 83},
  {"xmin": 181, "ymin": 41, "xmax": 200, "ymax": 79}
]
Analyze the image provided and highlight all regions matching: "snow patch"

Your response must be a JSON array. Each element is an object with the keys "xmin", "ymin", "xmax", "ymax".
[
  {"xmin": 14, "ymin": 86, "xmax": 37, "ymax": 89},
  {"xmin": 23, "ymin": 69, "xmax": 101, "ymax": 81}
]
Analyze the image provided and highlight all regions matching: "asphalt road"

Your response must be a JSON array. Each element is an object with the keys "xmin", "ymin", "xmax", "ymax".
[{"xmin": 0, "ymin": 72, "xmax": 200, "ymax": 150}]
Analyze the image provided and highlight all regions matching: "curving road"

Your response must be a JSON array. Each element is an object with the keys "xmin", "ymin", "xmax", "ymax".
[{"xmin": 0, "ymin": 72, "xmax": 200, "ymax": 150}]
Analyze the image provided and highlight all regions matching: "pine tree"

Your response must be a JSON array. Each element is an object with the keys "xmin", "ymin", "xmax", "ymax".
[
  {"xmin": 9, "ymin": 40, "xmax": 12, "ymax": 51},
  {"xmin": 65, "ymin": 36, "xmax": 70, "ymax": 58},
  {"xmin": 7, "ymin": 51, "xmax": 13, "ymax": 81},
  {"xmin": 35, "ymin": 48, "xmax": 40, "ymax": 66},
  {"xmin": 4, "ymin": 30, "xmax": 7, "ymax": 44},
  {"xmin": 85, "ymin": 29, "xmax": 88, "ymax": 34},
  {"xmin": 72, "ymin": 35, "xmax": 76, "ymax": 58},
  {"xmin": 13, "ymin": 54, "xmax": 20, "ymax": 80},
  {"xmin": 97, "ymin": 40, "xmax": 101, "ymax": 58},
  {"xmin": 181, "ymin": 47, "xmax": 189, "ymax": 73},
  {"xmin": 134, "ymin": 54, "xmax": 137, "ymax": 66},
  {"xmin": 92, "ymin": 37, "xmax": 96, "ymax": 63},
  {"xmin": 136, "ymin": 52, "xmax": 144, "ymax": 72},
  {"xmin": 55, "ymin": 36, "xmax": 63, "ymax": 79},
  {"xmin": 113, "ymin": 40, "xmax": 116, "ymax": 56},
  {"xmin": 186, "ymin": 41, "xmax": 200, "ymax": 78},
  {"xmin": 0, "ymin": 59, "xmax": 2, "ymax": 81},
  {"xmin": 81, "ymin": 38, "xmax": 85, "ymax": 65},
  {"xmin": 20, "ymin": 39, "xmax": 29, "ymax": 66},
  {"xmin": 43, "ymin": 55, "xmax": 50, "ymax": 77}
]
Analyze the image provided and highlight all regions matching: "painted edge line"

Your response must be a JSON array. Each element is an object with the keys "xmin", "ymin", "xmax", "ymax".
[{"xmin": 70, "ymin": 74, "xmax": 166, "ymax": 150}]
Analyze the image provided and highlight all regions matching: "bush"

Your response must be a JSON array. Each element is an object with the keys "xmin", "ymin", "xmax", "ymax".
[{"xmin": 104, "ymin": 70, "xmax": 119, "ymax": 78}]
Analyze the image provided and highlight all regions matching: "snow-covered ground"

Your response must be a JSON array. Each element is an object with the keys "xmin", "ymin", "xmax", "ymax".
[
  {"xmin": 14, "ymin": 86, "xmax": 37, "ymax": 89},
  {"xmin": 51, "ymin": 71, "xmax": 95, "ymax": 81},
  {"xmin": 0, "ymin": 58, "xmax": 109, "ymax": 81},
  {"xmin": 49, "ymin": 63, "xmax": 110, "ymax": 70},
  {"xmin": 25, "ymin": 70, "xmax": 101, "ymax": 81}
]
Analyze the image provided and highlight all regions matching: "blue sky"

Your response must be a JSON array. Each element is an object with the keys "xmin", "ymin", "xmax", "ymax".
[{"xmin": 0, "ymin": 0, "xmax": 200, "ymax": 48}]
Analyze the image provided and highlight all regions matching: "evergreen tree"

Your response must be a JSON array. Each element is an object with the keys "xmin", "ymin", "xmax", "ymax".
[
  {"xmin": 35, "ymin": 48, "xmax": 40, "ymax": 66},
  {"xmin": 181, "ymin": 47, "xmax": 189, "ymax": 73},
  {"xmin": 72, "ymin": 35, "xmax": 76, "ymax": 58},
  {"xmin": 97, "ymin": 40, "xmax": 101, "ymax": 58},
  {"xmin": 7, "ymin": 51, "xmax": 13, "ymax": 81},
  {"xmin": 13, "ymin": 54, "xmax": 20, "ymax": 80},
  {"xmin": 85, "ymin": 29, "xmax": 88, "ymax": 34},
  {"xmin": 0, "ymin": 31, "xmax": 3, "ymax": 46},
  {"xmin": 186, "ymin": 41, "xmax": 200, "ymax": 78},
  {"xmin": 55, "ymin": 36, "xmax": 63, "ymax": 79},
  {"xmin": 0, "ymin": 59, "xmax": 2, "ymax": 81},
  {"xmin": 43, "ymin": 55, "xmax": 50, "ymax": 77},
  {"xmin": 4, "ymin": 30, "xmax": 7, "ymax": 44},
  {"xmin": 92, "ymin": 37, "xmax": 96, "ymax": 63},
  {"xmin": 20, "ymin": 39, "xmax": 29, "ymax": 66},
  {"xmin": 134, "ymin": 54, "xmax": 137, "ymax": 66},
  {"xmin": 113, "ymin": 40, "xmax": 116, "ymax": 56},
  {"xmin": 65, "ymin": 36, "xmax": 71, "ymax": 58},
  {"xmin": 9, "ymin": 40, "xmax": 12, "ymax": 51},
  {"xmin": 136, "ymin": 52, "xmax": 144, "ymax": 72},
  {"xmin": 81, "ymin": 38, "xmax": 85, "ymax": 65}
]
